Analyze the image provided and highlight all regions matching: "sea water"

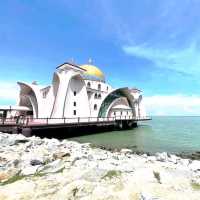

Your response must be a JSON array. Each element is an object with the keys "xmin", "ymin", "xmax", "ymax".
[{"xmin": 70, "ymin": 116, "xmax": 200, "ymax": 153}]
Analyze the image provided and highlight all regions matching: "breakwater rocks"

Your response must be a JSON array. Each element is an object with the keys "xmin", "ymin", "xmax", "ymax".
[{"xmin": 0, "ymin": 133, "xmax": 200, "ymax": 200}]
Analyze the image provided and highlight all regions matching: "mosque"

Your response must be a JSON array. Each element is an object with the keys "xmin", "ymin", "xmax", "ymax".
[{"xmin": 14, "ymin": 61, "xmax": 147, "ymax": 121}]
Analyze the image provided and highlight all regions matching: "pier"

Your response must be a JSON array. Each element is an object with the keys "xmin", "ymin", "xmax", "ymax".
[{"xmin": 0, "ymin": 116, "xmax": 151, "ymax": 138}]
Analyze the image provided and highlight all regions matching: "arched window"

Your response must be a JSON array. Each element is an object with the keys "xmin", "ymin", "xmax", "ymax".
[
  {"xmin": 87, "ymin": 82, "xmax": 91, "ymax": 88},
  {"xmin": 98, "ymin": 84, "xmax": 101, "ymax": 90},
  {"xmin": 94, "ymin": 104, "xmax": 97, "ymax": 110},
  {"xmin": 73, "ymin": 102, "xmax": 76, "ymax": 106},
  {"xmin": 98, "ymin": 94, "xmax": 101, "ymax": 99},
  {"xmin": 94, "ymin": 93, "xmax": 98, "ymax": 99},
  {"xmin": 74, "ymin": 91, "xmax": 76, "ymax": 96},
  {"xmin": 73, "ymin": 110, "xmax": 76, "ymax": 115}
]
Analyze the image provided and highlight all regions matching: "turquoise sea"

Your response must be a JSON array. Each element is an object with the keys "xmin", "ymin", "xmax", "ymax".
[{"xmin": 70, "ymin": 116, "xmax": 200, "ymax": 153}]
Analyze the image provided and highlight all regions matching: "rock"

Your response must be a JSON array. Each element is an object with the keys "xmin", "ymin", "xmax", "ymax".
[
  {"xmin": 191, "ymin": 176, "xmax": 200, "ymax": 185},
  {"xmin": 38, "ymin": 159, "xmax": 65, "ymax": 174},
  {"xmin": 147, "ymin": 156, "xmax": 157, "ymax": 162},
  {"xmin": 178, "ymin": 159, "xmax": 190, "ymax": 166},
  {"xmin": 155, "ymin": 152, "xmax": 168, "ymax": 162},
  {"xmin": 168, "ymin": 154, "xmax": 179, "ymax": 164},
  {"xmin": 1, "ymin": 132, "xmax": 200, "ymax": 200},
  {"xmin": 120, "ymin": 148, "xmax": 132, "ymax": 154},
  {"xmin": 142, "ymin": 154, "xmax": 148, "ymax": 158},
  {"xmin": 0, "ymin": 134, "xmax": 29, "ymax": 146},
  {"xmin": 140, "ymin": 193, "xmax": 159, "ymax": 200},
  {"xmin": 21, "ymin": 166, "xmax": 39, "ymax": 176},
  {"xmin": 87, "ymin": 154, "xmax": 94, "ymax": 161},
  {"xmin": 0, "ymin": 156, "xmax": 8, "ymax": 167},
  {"xmin": 53, "ymin": 152, "xmax": 70, "ymax": 160},
  {"xmin": 0, "ymin": 168, "xmax": 21, "ymax": 182},
  {"xmin": 0, "ymin": 171, "xmax": 10, "ymax": 182},
  {"xmin": 13, "ymin": 159, "xmax": 20, "ymax": 167},
  {"xmin": 30, "ymin": 159, "xmax": 43, "ymax": 166},
  {"xmin": 189, "ymin": 160, "xmax": 200, "ymax": 171}
]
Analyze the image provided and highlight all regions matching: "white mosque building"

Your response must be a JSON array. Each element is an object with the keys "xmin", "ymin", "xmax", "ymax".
[{"xmin": 13, "ymin": 61, "xmax": 147, "ymax": 121}]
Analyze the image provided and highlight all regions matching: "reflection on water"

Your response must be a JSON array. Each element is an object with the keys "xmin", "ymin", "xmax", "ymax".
[{"xmin": 69, "ymin": 117, "xmax": 200, "ymax": 153}]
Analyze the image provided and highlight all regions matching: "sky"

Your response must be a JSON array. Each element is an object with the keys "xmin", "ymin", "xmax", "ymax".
[{"xmin": 1, "ymin": 0, "xmax": 200, "ymax": 115}]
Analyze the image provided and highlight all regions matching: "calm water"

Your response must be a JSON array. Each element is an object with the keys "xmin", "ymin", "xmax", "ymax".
[{"xmin": 70, "ymin": 116, "xmax": 200, "ymax": 153}]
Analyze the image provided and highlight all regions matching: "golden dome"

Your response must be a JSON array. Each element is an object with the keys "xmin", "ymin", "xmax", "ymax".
[{"xmin": 81, "ymin": 64, "xmax": 105, "ymax": 81}]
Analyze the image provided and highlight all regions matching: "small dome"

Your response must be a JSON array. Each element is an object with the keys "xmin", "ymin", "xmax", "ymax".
[{"xmin": 81, "ymin": 64, "xmax": 105, "ymax": 82}]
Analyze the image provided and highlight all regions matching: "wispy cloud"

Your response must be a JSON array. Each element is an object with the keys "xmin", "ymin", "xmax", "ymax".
[
  {"xmin": 123, "ymin": 42, "xmax": 200, "ymax": 75},
  {"xmin": 90, "ymin": 0, "xmax": 200, "ymax": 77},
  {"xmin": 144, "ymin": 95, "xmax": 200, "ymax": 116}
]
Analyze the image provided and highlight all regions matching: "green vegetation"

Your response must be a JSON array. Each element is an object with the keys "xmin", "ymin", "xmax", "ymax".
[
  {"xmin": 153, "ymin": 171, "xmax": 161, "ymax": 184},
  {"xmin": 0, "ymin": 171, "xmax": 26, "ymax": 186},
  {"xmin": 0, "ymin": 167, "xmax": 65, "ymax": 186},
  {"xmin": 89, "ymin": 143, "xmax": 99, "ymax": 149},
  {"xmin": 102, "ymin": 170, "xmax": 121, "ymax": 179},
  {"xmin": 191, "ymin": 182, "xmax": 200, "ymax": 190}
]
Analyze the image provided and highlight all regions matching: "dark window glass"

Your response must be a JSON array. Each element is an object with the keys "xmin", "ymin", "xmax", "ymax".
[
  {"xmin": 98, "ymin": 84, "xmax": 101, "ymax": 90},
  {"xmin": 73, "ymin": 110, "xmax": 76, "ymax": 115},
  {"xmin": 73, "ymin": 102, "xmax": 76, "ymax": 106},
  {"xmin": 98, "ymin": 94, "xmax": 101, "ymax": 99},
  {"xmin": 74, "ymin": 91, "xmax": 76, "ymax": 96},
  {"xmin": 87, "ymin": 82, "xmax": 91, "ymax": 88},
  {"xmin": 94, "ymin": 93, "xmax": 98, "ymax": 99},
  {"xmin": 121, "ymin": 111, "xmax": 123, "ymax": 115},
  {"xmin": 94, "ymin": 104, "xmax": 97, "ymax": 110}
]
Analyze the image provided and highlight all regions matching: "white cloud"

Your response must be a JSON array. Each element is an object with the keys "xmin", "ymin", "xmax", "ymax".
[
  {"xmin": 123, "ymin": 42, "xmax": 200, "ymax": 75},
  {"xmin": 143, "ymin": 95, "xmax": 200, "ymax": 116},
  {"xmin": 0, "ymin": 81, "xmax": 18, "ymax": 102}
]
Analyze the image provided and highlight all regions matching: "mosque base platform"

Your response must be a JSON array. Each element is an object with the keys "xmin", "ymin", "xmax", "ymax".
[{"xmin": 0, "ymin": 117, "xmax": 151, "ymax": 138}]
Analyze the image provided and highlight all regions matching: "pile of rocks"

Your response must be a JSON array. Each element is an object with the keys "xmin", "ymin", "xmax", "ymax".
[{"xmin": 0, "ymin": 133, "xmax": 200, "ymax": 200}]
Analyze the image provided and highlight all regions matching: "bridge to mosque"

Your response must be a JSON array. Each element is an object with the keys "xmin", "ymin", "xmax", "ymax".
[{"xmin": 0, "ymin": 116, "xmax": 151, "ymax": 138}]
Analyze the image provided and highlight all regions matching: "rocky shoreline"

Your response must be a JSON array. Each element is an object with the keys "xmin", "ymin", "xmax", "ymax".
[{"xmin": 0, "ymin": 133, "xmax": 200, "ymax": 200}]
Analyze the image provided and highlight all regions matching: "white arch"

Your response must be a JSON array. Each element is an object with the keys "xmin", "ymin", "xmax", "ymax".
[
  {"xmin": 98, "ymin": 87, "xmax": 137, "ymax": 117},
  {"xmin": 50, "ymin": 72, "xmax": 61, "ymax": 117},
  {"xmin": 17, "ymin": 82, "xmax": 40, "ymax": 118},
  {"xmin": 63, "ymin": 74, "xmax": 90, "ymax": 118}
]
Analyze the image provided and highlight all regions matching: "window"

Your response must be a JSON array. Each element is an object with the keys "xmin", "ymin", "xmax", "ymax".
[
  {"xmin": 73, "ymin": 110, "xmax": 76, "ymax": 115},
  {"xmin": 74, "ymin": 91, "xmax": 76, "ymax": 96},
  {"xmin": 94, "ymin": 104, "xmax": 97, "ymax": 110},
  {"xmin": 73, "ymin": 102, "xmax": 76, "ymax": 106},
  {"xmin": 121, "ymin": 111, "xmax": 123, "ymax": 115},
  {"xmin": 98, "ymin": 84, "xmax": 101, "ymax": 90},
  {"xmin": 107, "ymin": 86, "xmax": 109, "ymax": 91},
  {"xmin": 127, "ymin": 111, "xmax": 128, "ymax": 115},
  {"xmin": 43, "ymin": 91, "xmax": 47, "ymax": 98},
  {"xmin": 87, "ymin": 82, "xmax": 91, "ymax": 88},
  {"xmin": 98, "ymin": 94, "xmax": 101, "ymax": 99},
  {"xmin": 114, "ymin": 112, "xmax": 116, "ymax": 116},
  {"xmin": 94, "ymin": 93, "xmax": 98, "ymax": 99}
]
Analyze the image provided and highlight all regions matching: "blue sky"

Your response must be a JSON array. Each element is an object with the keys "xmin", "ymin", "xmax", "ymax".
[{"xmin": 1, "ymin": 0, "xmax": 200, "ymax": 115}]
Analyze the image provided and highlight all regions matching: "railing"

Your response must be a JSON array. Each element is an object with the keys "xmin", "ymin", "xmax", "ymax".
[{"xmin": 0, "ymin": 116, "xmax": 151, "ymax": 126}]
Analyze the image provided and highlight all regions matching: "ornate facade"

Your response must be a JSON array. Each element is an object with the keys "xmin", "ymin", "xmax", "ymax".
[{"xmin": 17, "ymin": 62, "xmax": 147, "ymax": 119}]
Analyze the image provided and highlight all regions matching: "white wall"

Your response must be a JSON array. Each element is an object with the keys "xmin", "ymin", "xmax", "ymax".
[
  {"xmin": 85, "ymin": 80, "xmax": 112, "ymax": 117},
  {"xmin": 63, "ymin": 75, "xmax": 90, "ymax": 118}
]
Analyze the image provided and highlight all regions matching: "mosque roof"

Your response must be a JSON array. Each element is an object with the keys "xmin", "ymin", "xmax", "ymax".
[{"xmin": 80, "ymin": 64, "xmax": 105, "ymax": 82}]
